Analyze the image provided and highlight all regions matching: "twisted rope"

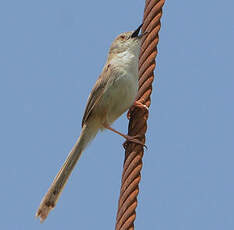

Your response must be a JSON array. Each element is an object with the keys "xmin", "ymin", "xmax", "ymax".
[{"xmin": 115, "ymin": 0, "xmax": 165, "ymax": 229}]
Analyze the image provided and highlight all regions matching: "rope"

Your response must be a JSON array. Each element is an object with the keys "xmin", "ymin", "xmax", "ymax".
[{"xmin": 115, "ymin": 0, "xmax": 165, "ymax": 229}]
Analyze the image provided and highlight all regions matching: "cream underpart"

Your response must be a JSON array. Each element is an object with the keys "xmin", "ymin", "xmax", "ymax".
[{"xmin": 101, "ymin": 50, "xmax": 139, "ymax": 125}]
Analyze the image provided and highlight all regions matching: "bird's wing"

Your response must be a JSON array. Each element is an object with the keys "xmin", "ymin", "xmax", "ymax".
[{"xmin": 82, "ymin": 64, "xmax": 114, "ymax": 127}]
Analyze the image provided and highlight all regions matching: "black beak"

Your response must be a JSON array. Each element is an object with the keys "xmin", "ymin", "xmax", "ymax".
[{"xmin": 131, "ymin": 24, "xmax": 143, "ymax": 38}]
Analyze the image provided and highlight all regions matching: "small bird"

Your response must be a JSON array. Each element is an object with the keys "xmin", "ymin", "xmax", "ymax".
[{"xmin": 36, "ymin": 24, "xmax": 147, "ymax": 222}]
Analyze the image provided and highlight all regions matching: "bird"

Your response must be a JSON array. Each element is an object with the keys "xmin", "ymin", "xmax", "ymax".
[{"xmin": 36, "ymin": 24, "xmax": 147, "ymax": 222}]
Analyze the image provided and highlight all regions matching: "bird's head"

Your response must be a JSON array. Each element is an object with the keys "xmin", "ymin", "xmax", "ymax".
[{"xmin": 109, "ymin": 24, "xmax": 145, "ymax": 57}]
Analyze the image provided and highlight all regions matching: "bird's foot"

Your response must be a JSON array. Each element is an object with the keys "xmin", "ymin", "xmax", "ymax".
[
  {"xmin": 127, "ymin": 101, "xmax": 149, "ymax": 119},
  {"xmin": 103, "ymin": 125, "xmax": 146, "ymax": 148},
  {"xmin": 123, "ymin": 134, "xmax": 147, "ymax": 149}
]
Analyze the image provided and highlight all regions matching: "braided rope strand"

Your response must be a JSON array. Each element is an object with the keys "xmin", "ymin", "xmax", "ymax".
[{"xmin": 115, "ymin": 1, "xmax": 165, "ymax": 229}]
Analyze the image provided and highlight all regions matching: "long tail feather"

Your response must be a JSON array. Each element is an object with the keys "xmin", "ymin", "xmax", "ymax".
[{"xmin": 36, "ymin": 121, "xmax": 99, "ymax": 222}]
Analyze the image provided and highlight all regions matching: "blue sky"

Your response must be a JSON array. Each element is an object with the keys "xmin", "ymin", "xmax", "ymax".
[{"xmin": 1, "ymin": 0, "xmax": 234, "ymax": 229}]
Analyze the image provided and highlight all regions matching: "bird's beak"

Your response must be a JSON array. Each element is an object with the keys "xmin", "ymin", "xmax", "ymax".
[{"xmin": 131, "ymin": 24, "xmax": 143, "ymax": 38}]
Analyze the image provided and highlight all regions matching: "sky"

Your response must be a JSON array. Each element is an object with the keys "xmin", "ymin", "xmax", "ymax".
[{"xmin": 0, "ymin": 0, "xmax": 234, "ymax": 229}]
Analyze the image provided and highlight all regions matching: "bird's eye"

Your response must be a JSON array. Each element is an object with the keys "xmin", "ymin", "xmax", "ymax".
[{"xmin": 120, "ymin": 35, "xmax": 125, "ymax": 39}]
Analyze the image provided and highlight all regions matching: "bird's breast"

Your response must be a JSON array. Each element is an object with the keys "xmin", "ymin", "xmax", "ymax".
[{"xmin": 100, "ymin": 71, "xmax": 138, "ymax": 124}]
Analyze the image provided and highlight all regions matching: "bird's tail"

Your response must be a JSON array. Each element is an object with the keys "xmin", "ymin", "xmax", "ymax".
[{"xmin": 36, "ymin": 120, "xmax": 99, "ymax": 222}]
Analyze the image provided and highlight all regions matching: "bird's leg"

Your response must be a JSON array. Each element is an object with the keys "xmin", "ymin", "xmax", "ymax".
[
  {"xmin": 127, "ymin": 101, "xmax": 149, "ymax": 119},
  {"xmin": 103, "ymin": 124, "xmax": 145, "ymax": 147}
]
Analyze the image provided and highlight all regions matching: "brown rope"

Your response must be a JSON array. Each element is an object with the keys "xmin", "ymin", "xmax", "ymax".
[{"xmin": 115, "ymin": 0, "xmax": 165, "ymax": 229}]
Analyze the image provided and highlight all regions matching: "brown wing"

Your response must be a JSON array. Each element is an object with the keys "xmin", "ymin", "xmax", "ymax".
[{"xmin": 81, "ymin": 64, "xmax": 113, "ymax": 127}]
